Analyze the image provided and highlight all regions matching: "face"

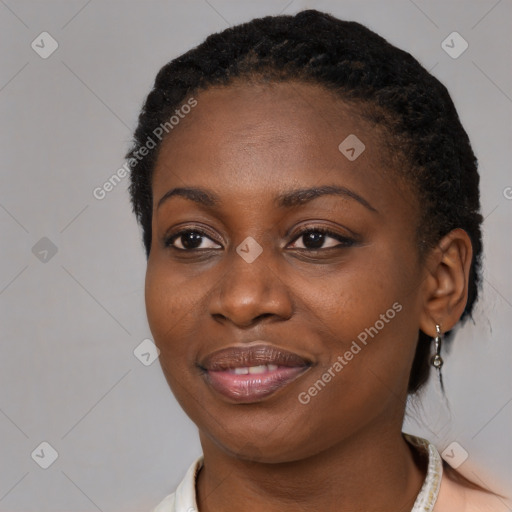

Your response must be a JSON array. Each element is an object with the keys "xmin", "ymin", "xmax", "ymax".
[{"xmin": 145, "ymin": 81, "xmax": 429, "ymax": 463}]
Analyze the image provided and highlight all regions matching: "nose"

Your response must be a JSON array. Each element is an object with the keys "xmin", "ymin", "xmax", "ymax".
[{"xmin": 209, "ymin": 246, "xmax": 293, "ymax": 327}]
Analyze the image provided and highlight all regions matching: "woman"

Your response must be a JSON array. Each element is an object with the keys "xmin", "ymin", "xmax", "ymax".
[{"xmin": 125, "ymin": 9, "xmax": 507, "ymax": 511}]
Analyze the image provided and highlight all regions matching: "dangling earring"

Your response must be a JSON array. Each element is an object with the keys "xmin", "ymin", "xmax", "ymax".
[
  {"xmin": 431, "ymin": 324, "xmax": 445, "ymax": 392},
  {"xmin": 431, "ymin": 324, "xmax": 444, "ymax": 369}
]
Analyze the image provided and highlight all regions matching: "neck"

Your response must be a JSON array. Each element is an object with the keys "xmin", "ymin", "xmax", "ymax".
[{"xmin": 196, "ymin": 422, "xmax": 426, "ymax": 512}]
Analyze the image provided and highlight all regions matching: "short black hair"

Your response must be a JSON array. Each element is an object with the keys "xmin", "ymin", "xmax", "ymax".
[{"xmin": 125, "ymin": 9, "xmax": 483, "ymax": 393}]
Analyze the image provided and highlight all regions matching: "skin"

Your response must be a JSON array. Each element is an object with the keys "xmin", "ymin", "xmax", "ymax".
[{"xmin": 145, "ymin": 81, "xmax": 480, "ymax": 511}]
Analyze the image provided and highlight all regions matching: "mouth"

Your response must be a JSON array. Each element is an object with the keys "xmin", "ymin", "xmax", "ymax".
[{"xmin": 199, "ymin": 343, "xmax": 312, "ymax": 403}]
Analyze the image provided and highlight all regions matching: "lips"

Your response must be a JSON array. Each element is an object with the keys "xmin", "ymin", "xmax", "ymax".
[
  {"xmin": 201, "ymin": 344, "xmax": 310, "ymax": 370},
  {"xmin": 199, "ymin": 343, "xmax": 312, "ymax": 403}
]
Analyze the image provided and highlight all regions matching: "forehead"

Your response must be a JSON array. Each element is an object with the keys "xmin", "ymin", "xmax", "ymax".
[{"xmin": 152, "ymin": 81, "xmax": 415, "ymax": 217}]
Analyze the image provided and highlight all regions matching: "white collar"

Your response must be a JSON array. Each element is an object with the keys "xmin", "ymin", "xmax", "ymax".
[
  {"xmin": 405, "ymin": 434, "xmax": 443, "ymax": 511},
  {"xmin": 157, "ymin": 433, "xmax": 442, "ymax": 512}
]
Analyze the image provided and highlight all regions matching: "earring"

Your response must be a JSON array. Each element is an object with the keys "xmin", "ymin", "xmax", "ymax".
[
  {"xmin": 431, "ymin": 324, "xmax": 445, "ymax": 393},
  {"xmin": 431, "ymin": 324, "xmax": 444, "ymax": 369}
]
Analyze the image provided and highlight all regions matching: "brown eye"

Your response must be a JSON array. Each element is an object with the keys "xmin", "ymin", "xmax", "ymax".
[
  {"xmin": 165, "ymin": 230, "xmax": 221, "ymax": 251},
  {"xmin": 288, "ymin": 228, "xmax": 354, "ymax": 250}
]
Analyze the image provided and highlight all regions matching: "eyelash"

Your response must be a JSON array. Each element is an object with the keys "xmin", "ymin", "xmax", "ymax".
[{"xmin": 163, "ymin": 226, "xmax": 355, "ymax": 252}]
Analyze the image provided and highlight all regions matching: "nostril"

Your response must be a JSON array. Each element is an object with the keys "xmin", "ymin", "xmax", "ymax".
[{"xmin": 255, "ymin": 313, "xmax": 274, "ymax": 321}]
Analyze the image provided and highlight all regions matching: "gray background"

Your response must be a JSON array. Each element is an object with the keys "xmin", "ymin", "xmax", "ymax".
[{"xmin": 1, "ymin": 0, "xmax": 511, "ymax": 510}]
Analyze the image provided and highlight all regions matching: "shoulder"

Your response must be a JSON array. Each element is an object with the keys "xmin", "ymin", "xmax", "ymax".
[{"xmin": 435, "ymin": 465, "xmax": 510, "ymax": 512}]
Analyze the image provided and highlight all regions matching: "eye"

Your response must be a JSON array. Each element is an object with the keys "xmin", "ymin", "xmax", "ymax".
[
  {"xmin": 164, "ymin": 229, "xmax": 221, "ymax": 251},
  {"xmin": 164, "ymin": 226, "xmax": 355, "ymax": 252},
  {"xmin": 287, "ymin": 227, "xmax": 354, "ymax": 250}
]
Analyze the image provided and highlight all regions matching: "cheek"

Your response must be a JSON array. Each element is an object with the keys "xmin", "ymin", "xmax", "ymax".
[
  {"xmin": 144, "ymin": 258, "xmax": 193, "ymax": 358},
  {"xmin": 302, "ymin": 243, "xmax": 420, "ymax": 386},
  {"xmin": 302, "ymin": 243, "xmax": 413, "ymax": 332},
  {"xmin": 145, "ymin": 261, "xmax": 167, "ymax": 336}
]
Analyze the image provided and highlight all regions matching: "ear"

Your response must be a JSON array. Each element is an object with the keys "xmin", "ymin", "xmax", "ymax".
[{"xmin": 419, "ymin": 228, "xmax": 473, "ymax": 337}]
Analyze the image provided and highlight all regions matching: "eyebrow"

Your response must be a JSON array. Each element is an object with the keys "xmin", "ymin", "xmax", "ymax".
[{"xmin": 157, "ymin": 184, "xmax": 378, "ymax": 213}]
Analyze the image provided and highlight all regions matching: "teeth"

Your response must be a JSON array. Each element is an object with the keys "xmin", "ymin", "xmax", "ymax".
[
  {"xmin": 248, "ymin": 365, "xmax": 267, "ymax": 374},
  {"xmin": 230, "ymin": 364, "xmax": 280, "ymax": 374}
]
